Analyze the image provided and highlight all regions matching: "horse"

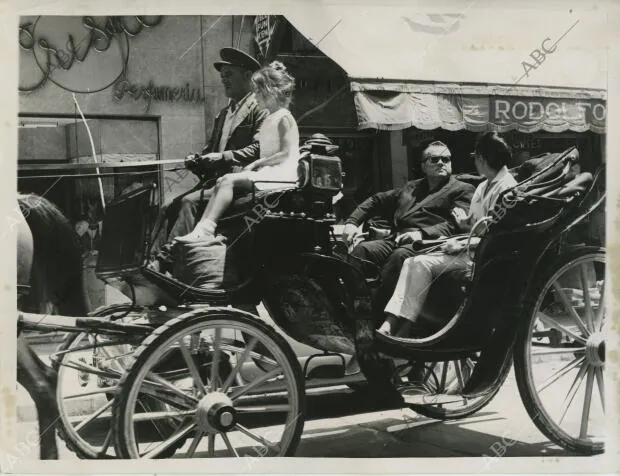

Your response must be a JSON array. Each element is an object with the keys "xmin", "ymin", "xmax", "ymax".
[{"xmin": 17, "ymin": 193, "xmax": 90, "ymax": 460}]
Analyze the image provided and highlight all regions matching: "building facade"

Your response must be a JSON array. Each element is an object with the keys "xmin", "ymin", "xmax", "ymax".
[{"xmin": 18, "ymin": 15, "xmax": 256, "ymax": 307}]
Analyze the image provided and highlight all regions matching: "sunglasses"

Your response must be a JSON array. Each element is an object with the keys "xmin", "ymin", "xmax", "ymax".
[{"xmin": 425, "ymin": 156, "xmax": 451, "ymax": 164}]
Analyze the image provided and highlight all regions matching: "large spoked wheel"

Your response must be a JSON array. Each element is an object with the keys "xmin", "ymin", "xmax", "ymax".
[
  {"xmin": 54, "ymin": 304, "xmax": 179, "ymax": 459},
  {"xmin": 402, "ymin": 355, "xmax": 508, "ymax": 420},
  {"xmin": 53, "ymin": 304, "xmax": 139, "ymax": 458},
  {"xmin": 113, "ymin": 308, "xmax": 305, "ymax": 459},
  {"xmin": 515, "ymin": 248, "xmax": 605, "ymax": 455}
]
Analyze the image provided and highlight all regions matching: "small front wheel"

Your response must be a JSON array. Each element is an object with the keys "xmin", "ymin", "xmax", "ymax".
[
  {"xmin": 407, "ymin": 355, "xmax": 508, "ymax": 420},
  {"xmin": 113, "ymin": 308, "xmax": 305, "ymax": 459},
  {"xmin": 514, "ymin": 248, "xmax": 605, "ymax": 455}
]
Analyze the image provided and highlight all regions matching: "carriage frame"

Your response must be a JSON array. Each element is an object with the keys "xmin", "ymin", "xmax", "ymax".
[{"xmin": 18, "ymin": 144, "xmax": 607, "ymax": 459}]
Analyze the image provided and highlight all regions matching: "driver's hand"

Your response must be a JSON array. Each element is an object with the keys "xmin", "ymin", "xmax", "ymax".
[
  {"xmin": 199, "ymin": 152, "xmax": 224, "ymax": 164},
  {"xmin": 184, "ymin": 153, "xmax": 201, "ymax": 171},
  {"xmin": 342, "ymin": 223, "xmax": 361, "ymax": 247},
  {"xmin": 395, "ymin": 230, "xmax": 422, "ymax": 246},
  {"xmin": 441, "ymin": 237, "xmax": 466, "ymax": 255}
]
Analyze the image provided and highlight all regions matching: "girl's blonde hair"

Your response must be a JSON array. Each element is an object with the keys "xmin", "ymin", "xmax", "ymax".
[{"xmin": 251, "ymin": 60, "xmax": 295, "ymax": 108}]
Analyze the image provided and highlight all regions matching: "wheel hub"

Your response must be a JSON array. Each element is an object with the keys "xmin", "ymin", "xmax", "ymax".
[
  {"xmin": 195, "ymin": 392, "xmax": 236, "ymax": 433},
  {"xmin": 585, "ymin": 332, "xmax": 605, "ymax": 367}
]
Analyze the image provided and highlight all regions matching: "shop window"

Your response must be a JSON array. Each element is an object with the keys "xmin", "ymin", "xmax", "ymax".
[{"xmin": 18, "ymin": 115, "xmax": 161, "ymax": 308}]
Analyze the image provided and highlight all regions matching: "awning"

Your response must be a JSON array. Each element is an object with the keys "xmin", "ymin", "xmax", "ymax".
[
  {"xmin": 354, "ymin": 93, "xmax": 607, "ymax": 133},
  {"xmin": 285, "ymin": 5, "xmax": 608, "ymax": 133}
]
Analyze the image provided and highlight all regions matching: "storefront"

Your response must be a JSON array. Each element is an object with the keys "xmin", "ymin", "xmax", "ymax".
[
  {"xmin": 252, "ymin": 15, "xmax": 388, "ymax": 220},
  {"xmin": 279, "ymin": 6, "xmax": 606, "ymax": 243},
  {"xmin": 18, "ymin": 15, "xmax": 254, "ymax": 308},
  {"xmin": 282, "ymin": 6, "xmax": 606, "ymax": 176}
]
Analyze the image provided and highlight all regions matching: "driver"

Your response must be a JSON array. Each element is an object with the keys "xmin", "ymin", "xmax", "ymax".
[
  {"xmin": 151, "ymin": 48, "xmax": 267, "ymax": 268},
  {"xmin": 379, "ymin": 132, "xmax": 517, "ymax": 337},
  {"xmin": 342, "ymin": 141, "xmax": 475, "ymax": 312}
]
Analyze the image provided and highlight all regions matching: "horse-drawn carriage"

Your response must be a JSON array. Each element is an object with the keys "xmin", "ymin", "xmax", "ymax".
[{"xmin": 18, "ymin": 139, "xmax": 606, "ymax": 459}]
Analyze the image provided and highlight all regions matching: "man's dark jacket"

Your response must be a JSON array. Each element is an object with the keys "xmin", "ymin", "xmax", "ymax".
[
  {"xmin": 201, "ymin": 93, "xmax": 268, "ymax": 166},
  {"xmin": 345, "ymin": 176, "xmax": 476, "ymax": 239}
]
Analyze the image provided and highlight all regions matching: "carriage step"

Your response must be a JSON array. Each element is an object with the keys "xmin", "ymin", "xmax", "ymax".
[{"xmin": 306, "ymin": 363, "xmax": 345, "ymax": 380}]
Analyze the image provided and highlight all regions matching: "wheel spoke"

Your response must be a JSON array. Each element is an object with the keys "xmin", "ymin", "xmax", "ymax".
[
  {"xmin": 145, "ymin": 372, "xmax": 199, "ymax": 404},
  {"xmin": 551, "ymin": 282, "xmax": 590, "ymax": 338},
  {"xmin": 580, "ymin": 367, "xmax": 595, "ymax": 439},
  {"xmin": 421, "ymin": 363, "xmax": 437, "ymax": 385},
  {"xmin": 229, "ymin": 367, "xmax": 284, "ymax": 401},
  {"xmin": 235, "ymin": 423, "xmax": 279, "ymax": 451},
  {"xmin": 537, "ymin": 356, "xmax": 585, "ymax": 393},
  {"xmin": 178, "ymin": 339, "xmax": 207, "ymax": 396},
  {"xmin": 537, "ymin": 313, "xmax": 587, "ymax": 345},
  {"xmin": 596, "ymin": 282, "xmax": 605, "ymax": 331},
  {"xmin": 221, "ymin": 337, "xmax": 258, "ymax": 393},
  {"xmin": 137, "ymin": 382, "xmax": 195, "ymax": 410},
  {"xmin": 207, "ymin": 433, "xmax": 216, "ymax": 457},
  {"xmin": 532, "ymin": 347, "xmax": 585, "ymax": 356},
  {"xmin": 455, "ymin": 360, "xmax": 465, "ymax": 389},
  {"xmin": 221, "ymin": 432, "xmax": 239, "ymax": 457},
  {"xmin": 579, "ymin": 265, "xmax": 595, "ymax": 332},
  {"xmin": 210, "ymin": 328, "xmax": 222, "ymax": 392},
  {"xmin": 143, "ymin": 423, "xmax": 196, "ymax": 459},
  {"xmin": 558, "ymin": 363, "xmax": 588, "ymax": 425},
  {"xmin": 186, "ymin": 431, "xmax": 204, "ymax": 458},
  {"xmin": 595, "ymin": 367, "xmax": 605, "ymax": 413},
  {"xmin": 235, "ymin": 404, "xmax": 291, "ymax": 413},
  {"xmin": 438, "ymin": 361, "xmax": 448, "ymax": 392},
  {"xmin": 97, "ymin": 428, "xmax": 113, "ymax": 456},
  {"xmin": 64, "ymin": 359, "xmax": 122, "ymax": 380},
  {"xmin": 99, "ymin": 346, "xmax": 130, "ymax": 374},
  {"xmin": 218, "ymin": 343, "xmax": 278, "ymax": 366},
  {"xmin": 131, "ymin": 409, "xmax": 194, "ymax": 422},
  {"xmin": 136, "ymin": 399, "xmax": 179, "ymax": 441},
  {"xmin": 64, "ymin": 387, "xmax": 119, "ymax": 399},
  {"xmin": 74, "ymin": 399, "xmax": 114, "ymax": 432}
]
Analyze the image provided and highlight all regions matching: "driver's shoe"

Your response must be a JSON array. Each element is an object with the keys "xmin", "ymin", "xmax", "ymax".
[{"xmin": 147, "ymin": 243, "xmax": 175, "ymax": 274}]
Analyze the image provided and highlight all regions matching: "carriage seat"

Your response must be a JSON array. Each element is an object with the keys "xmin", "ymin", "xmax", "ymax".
[{"xmin": 219, "ymin": 185, "xmax": 297, "ymax": 223}]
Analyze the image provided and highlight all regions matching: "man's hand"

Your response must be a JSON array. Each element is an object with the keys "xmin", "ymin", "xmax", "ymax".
[
  {"xmin": 452, "ymin": 207, "xmax": 471, "ymax": 231},
  {"xmin": 200, "ymin": 152, "xmax": 224, "ymax": 164},
  {"xmin": 395, "ymin": 230, "xmax": 422, "ymax": 246},
  {"xmin": 441, "ymin": 237, "xmax": 466, "ymax": 255},
  {"xmin": 342, "ymin": 223, "xmax": 361, "ymax": 247}
]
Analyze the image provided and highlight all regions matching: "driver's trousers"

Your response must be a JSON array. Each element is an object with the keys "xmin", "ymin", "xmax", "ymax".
[
  {"xmin": 350, "ymin": 238, "xmax": 417, "ymax": 320},
  {"xmin": 151, "ymin": 188, "xmax": 213, "ymax": 252}
]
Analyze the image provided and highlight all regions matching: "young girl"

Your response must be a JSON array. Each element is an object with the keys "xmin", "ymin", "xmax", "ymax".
[{"xmin": 176, "ymin": 61, "xmax": 299, "ymax": 242}]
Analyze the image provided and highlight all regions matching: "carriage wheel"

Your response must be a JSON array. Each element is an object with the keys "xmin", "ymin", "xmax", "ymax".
[
  {"xmin": 404, "ymin": 355, "xmax": 507, "ymax": 420},
  {"xmin": 54, "ymin": 304, "xmax": 138, "ymax": 458},
  {"xmin": 54, "ymin": 304, "xmax": 179, "ymax": 459},
  {"xmin": 514, "ymin": 248, "xmax": 605, "ymax": 455},
  {"xmin": 113, "ymin": 308, "xmax": 305, "ymax": 459}
]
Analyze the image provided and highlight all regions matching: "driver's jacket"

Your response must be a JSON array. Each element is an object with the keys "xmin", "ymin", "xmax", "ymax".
[
  {"xmin": 202, "ymin": 93, "xmax": 269, "ymax": 166},
  {"xmin": 345, "ymin": 176, "xmax": 475, "ymax": 239}
]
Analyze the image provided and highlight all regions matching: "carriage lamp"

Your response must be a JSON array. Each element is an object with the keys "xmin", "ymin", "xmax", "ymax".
[{"xmin": 296, "ymin": 154, "xmax": 343, "ymax": 196}]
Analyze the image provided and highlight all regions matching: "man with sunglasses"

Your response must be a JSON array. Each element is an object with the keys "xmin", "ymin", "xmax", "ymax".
[{"xmin": 342, "ymin": 140, "xmax": 475, "ymax": 312}]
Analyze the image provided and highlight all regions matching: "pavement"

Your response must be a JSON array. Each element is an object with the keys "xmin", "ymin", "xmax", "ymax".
[
  {"xmin": 14, "ymin": 300, "xmax": 605, "ymax": 461},
  {"xmin": 13, "ymin": 367, "xmax": 610, "ymax": 461}
]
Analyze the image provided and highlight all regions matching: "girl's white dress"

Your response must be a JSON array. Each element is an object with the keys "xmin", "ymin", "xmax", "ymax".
[{"xmin": 250, "ymin": 107, "xmax": 300, "ymax": 191}]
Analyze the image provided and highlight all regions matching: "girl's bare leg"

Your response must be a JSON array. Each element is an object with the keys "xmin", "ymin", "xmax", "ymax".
[{"xmin": 175, "ymin": 174, "xmax": 252, "ymax": 242}]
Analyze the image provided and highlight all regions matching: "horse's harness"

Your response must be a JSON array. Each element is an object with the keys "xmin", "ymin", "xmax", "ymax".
[{"xmin": 17, "ymin": 285, "xmax": 31, "ymax": 336}]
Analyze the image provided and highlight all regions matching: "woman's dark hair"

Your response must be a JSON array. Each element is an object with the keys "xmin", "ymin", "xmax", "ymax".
[{"xmin": 474, "ymin": 132, "xmax": 512, "ymax": 171}]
